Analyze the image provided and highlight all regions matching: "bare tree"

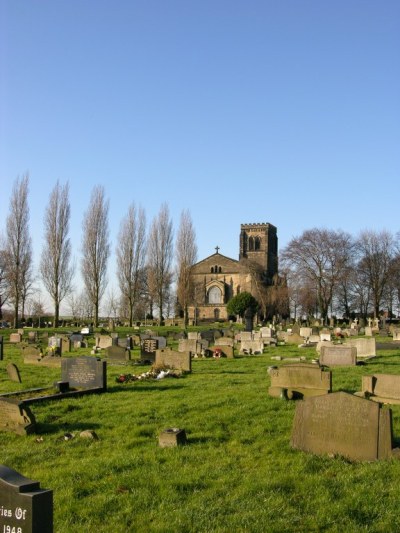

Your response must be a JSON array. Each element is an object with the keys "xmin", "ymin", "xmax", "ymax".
[
  {"xmin": 116, "ymin": 203, "xmax": 147, "ymax": 326},
  {"xmin": 355, "ymin": 230, "xmax": 398, "ymax": 318},
  {"xmin": 81, "ymin": 186, "xmax": 110, "ymax": 327},
  {"xmin": 4, "ymin": 174, "xmax": 33, "ymax": 327},
  {"xmin": 175, "ymin": 209, "xmax": 197, "ymax": 326},
  {"xmin": 281, "ymin": 228, "xmax": 353, "ymax": 324},
  {"xmin": 0, "ymin": 237, "xmax": 9, "ymax": 320},
  {"xmin": 40, "ymin": 181, "xmax": 74, "ymax": 327},
  {"xmin": 147, "ymin": 203, "xmax": 173, "ymax": 324}
]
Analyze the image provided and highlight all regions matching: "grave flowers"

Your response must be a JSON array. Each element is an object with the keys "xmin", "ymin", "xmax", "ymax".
[{"xmin": 116, "ymin": 366, "xmax": 181, "ymax": 383}]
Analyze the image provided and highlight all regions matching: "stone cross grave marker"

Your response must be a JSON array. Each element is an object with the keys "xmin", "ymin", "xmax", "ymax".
[
  {"xmin": 0, "ymin": 399, "xmax": 36, "ymax": 435},
  {"xmin": 0, "ymin": 465, "xmax": 53, "ymax": 533},
  {"xmin": 291, "ymin": 391, "xmax": 394, "ymax": 461}
]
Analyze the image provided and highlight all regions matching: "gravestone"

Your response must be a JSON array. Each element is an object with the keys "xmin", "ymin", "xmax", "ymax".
[
  {"xmin": 0, "ymin": 399, "xmax": 36, "ymax": 435},
  {"xmin": 215, "ymin": 336, "xmax": 234, "ymax": 347},
  {"xmin": 69, "ymin": 333, "xmax": 84, "ymax": 344},
  {"xmin": 285, "ymin": 333, "xmax": 305, "ymax": 346},
  {"xmin": 178, "ymin": 339, "xmax": 202, "ymax": 356},
  {"xmin": 155, "ymin": 348, "xmax": 191, "ymax": 372},
  {"xmin": 10, "ymin": 333, "xmax": 22, "ymax": 343},
  {"xmin": 260, "ymin": 327, "xmax": 273, "ymax": 338},
  {"xmin": 187, "ymin": 332, "xmax": 200, "ymax": 340},
  {"xmin": 365, "ymin": 326, "xmax": 373, "ymax": 337},
  {"xmin": 291, "ymin": 392, "xmax": 394, "ymax": 461},
  {"xmin": 268, "ymin": 363, "xmax": 332, "ymax": 399},
  {"xmin": 320, "ymin": 332, "xmax": 331, "ymax": 342},
  {"xmin": 0, "ymin": 335, "xmax": 3, "ymax": 360},
  {"xmin": 158, "ymin": 428, "xmax": 187, "ymax": 448},
  {"xmin": 392, "ymin": 329, "xmax": 400, "ymax": 341},
  {"xmin": 0, "ymin": 465, "xmax": 53, "ymax": 533},
  {"xmin": 60, "ymin": 337, "xmax": 71, "ymax": 354},
  {"xmin": 355, "ymin": 374, "xmax": 400, "ymax": 405},
  {"xmin": 61, "ymin": 357, "xmax": 107, "ymax": 391},
  {"xmin": 6, "ymin": 363, "xmax": 22, "ymax": 383},
  {"xmin": 239, "ymin": 340, "xmax": 264, "ymax": 354},
  {"xmin": 239, "ymin": 331, "xmax": 253, "ymax": 341},
  {"xmin": 300, "ymin": 327, "xmax": 312, "ymax": 338},
  {"xmin": 213, "ymin": 344, "xmax": 234, "ymax": 358},
  {"xmin": 27, "ymin": 331, "xmax": 38, "ymax": 344},
  {"xmin": 319, "ymin": 345, "xmax": 357, "ymax": 366},
  {"xmin": 141, "ymin": 338, "xmax": 159, "ymax": 362},
  {"xmin": 96, "ymin": 335, "xmax": 113, "ymax": 349},
  {"xmin": 105, "ymin": 345, "xmax": 131, "ymax": 363},
  {"xmin": 345, "ymin": 338, "xmax": 376, "ymax": 359}
]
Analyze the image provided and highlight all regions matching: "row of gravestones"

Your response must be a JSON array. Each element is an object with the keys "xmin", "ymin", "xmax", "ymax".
[{"xmin": 268, "ymin": 362, "xmax": 400, "ymax": 461}]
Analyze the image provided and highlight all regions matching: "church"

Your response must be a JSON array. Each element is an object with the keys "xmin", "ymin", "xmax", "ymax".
[{"xmin": 188, "ymin": 223, "xmax": 279, "ymax": 323}]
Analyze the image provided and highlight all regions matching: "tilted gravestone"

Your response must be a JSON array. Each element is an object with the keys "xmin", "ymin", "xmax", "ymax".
[
  {"xmin": 61, "ymin": 357, "xmax": 107, "ymax": 391},
  {"xmin": 291, "ymin": 391, "xmax": 394, "ymax": 461},
  {"xmin": 0, "ymin": 465, "xmax": 53, "ymax": 532},
  {"xmin": 268, "ymin": 363, "xmax": 332, "ymax": 399},
  {"xmin": 6, "ymin": 363, "xmax": 22, "ymax": 383},
  {"xmin": 155, "ymin": 348, "xmax": 191, "ymax": 372},
  {"xmin": 0, "ymin": 335, "xmax": 3, "ymax": 360},
  {"xmin": 355, "ymin": 374, "xmax": 400, "ymax": 405},
  {"xmin": 319, "ymin": 345, "xmax": 357, "ymax": 366},
  {"xmin": 0, "ymin": 399, "xmax": 36, "ymax": 435},
  {"xmin": 105, "ymin": 345, "xmax": 131, "ymax": 363}
]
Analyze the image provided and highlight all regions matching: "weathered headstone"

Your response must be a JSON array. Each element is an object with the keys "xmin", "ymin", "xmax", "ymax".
[
  {"xmin": 141, "ymin": 338, "xmax": 159, "ymax": 362},
  {"xmin": 355, "ymin": 374, "xmax": 400, "ymax": 405},
  {"xmin": 61, "ymin": 357, "xmax": 107, "ymax": 391},
  {"xmin": 155, "ymin": 348, "xmax": 191, "ymax": 372},
  {"xmin": 178, "ymin": 339, "xmax": 202, "ymax": 356},
  {"xmin": 105, "ymin": 345, "xmax": 131, "ymax": 363},
  {"xmin": 159, "ymin": 428, "xmax": 187, "ymax": 447},
  {"xmin": 239, "ymin": 340, "xmax": 264, "ymax": 355},
  {"xmin": 0, "ymin": 465, "xmax": 53, "ymax": 532},
  {"xmin": 239, "ymin": 331, "xmax": 253, "ymax": 341},
  {"xmin": 187, "ymin": 332, "xmax": 200, "ymax": 340},
  {"xmin": 300, "ymin": 327, "xmax": 312, "ymax": 338},
  {"xmin": 268, "ymin": 363, "xmax": 332, "ymax": 399},
  {"xmin": 319, "ymin": 345, "xmax": 357, "ymax": 366},
  {"xmin": 0, "ymin": 335, "xmax": 3, "ymax": 360},
  {"xmin": 345, "ymin": 338, "xmax": 376, "ymax": 359},
  {"xmin": 291, "ymin": 392, "xmax": 394, "ymax": 461},
  {"xmin": 10, "ymin": 333, "xmax": 22, "ymax": 344},
  {"xmin": 7, "ymin": 363, "xmax": 22, "ymax": 383},
  {"xmin": 0, "ymin": 399, "xmax": 36, "ymax": 435},
  {"xmin": 365, "ymin": 326, "xmax": 373, "ymax": 337},
  {"xmin": 27, "ymin": 331, "xmax": 38, "ymax": 344}
]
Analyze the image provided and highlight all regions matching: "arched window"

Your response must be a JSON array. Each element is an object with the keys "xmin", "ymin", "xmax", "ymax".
[
  {"xmin": 255, "ymin": 237, "xmax": 261, "ymax": 250},
  {"xmin": 215, "ymin": 265, "xmax": 218, "ymax": 273},
  {"xmin": 218, "ymin": 266, "xmax": 222, "ymax": 273},
  {"xmin": 248, "ymin": 237, "xmax": 254, "ymax": 251},
  {"xmin": 210, "ymin": 267, "xmax": 214, "ymax": 273},
  {"xmin": 208, "ymin": 286, "xmax": 222, "ymax": 304}
]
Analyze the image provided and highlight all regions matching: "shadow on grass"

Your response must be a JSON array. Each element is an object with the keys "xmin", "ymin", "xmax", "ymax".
[
  {"xmin": 36, "ymin": 421, "xmax": 102, "ymax": 435},
  {"xmin": 108, "ymin": 383, "xmax": 186, "ymax": 393}
]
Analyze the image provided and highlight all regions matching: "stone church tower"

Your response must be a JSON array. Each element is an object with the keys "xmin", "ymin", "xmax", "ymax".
[{"xmin": 187, "ymin": 222, "xmax": 279, "ymax": 323}]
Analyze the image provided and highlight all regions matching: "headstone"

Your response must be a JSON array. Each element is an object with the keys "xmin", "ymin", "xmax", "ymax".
[
  {"xmin": 239, "ymin": 340, "xmax": 264, "ymax": 355},
  {"xmin": 27, "ymin": 331, "xmax": 38, "ymax": 344},
  {"xmin": 0, "ymin": 465, "xmax": 53, "ymax": 532},
  {"xmin": 96, "ymin": 335, "xmax": 113, "ymax": 349},
  {"xmin": 244, "ymin": 307, "xmax": 254, "ymax": 332},
  {"xmin": 61, "ymin": 357, "xmax": 107, "ymax": 391},
  {"xmin": 60, "ymin": 337, "xmax": 71, "ymax": 354},
  {"xmin": 291, "ymin": 392, "xmax": 394, "ymax": 461},
  {"xmin": 70, "ymin": 333, "xmax": 84, "ymax": 344},
  {"xmin": 345, "ymin": 338, "xmax": 376, "ymax": 358},
  {"xmin": 356, "ymin": 374, "xmax": 400, "ymax": 404},
  {"xmin": 300, "ymin": 327, "xmax": 312, "ymax": 338},
  {"xmin": 155, "ymin": 348, "xmax": 191, "ymax": 372},
  {"xmin": 178, "ymin": 339, "xmax": 202, "ymax": 356},
  {"xmin": 260, "ymin": 327, "xmax": 273, "ymax": 338},
  {"xmin": 319, "ymin": 345, "xmax": 357, "ymax": 366},
  {"xmin": 213, "ymin": 344, "xmax": 235, "ymax": 358},
  {"xmin": 214, "ymin": 337, "xmax": 234, "ymax": 347},
  {"xmin": 158, "ymin": 428, "xmax": 187, "ymax": 447},
  {"xmin": 239, "ymin": 331, "xmax": 253, "ymax": 341},
  {"xmin": 392, "ymin": 329, "xmax": 400, "ymax": 341},
  {"xmin": 291, "ymin": 323, "xmax": 300, "ymax": 335},
  {"xmin": 187, "ymin": 332, "xmax": 200, "ymax": 340},
  {"xmin": 268, "ymin": 363, "xmax": 332, "ymax": 399},
  {"xmin": 140, "ymin": 338, "xmax": 159, "ymax": 362},
  {"xmin": 105, "ymin": 345, "xmax": 131, "ymax": 363},
  {"xmin": 6, "ymin": 363, "xmax": 22, "ymax": 383},
  {"xmin": 364, "ymin": 326, "xmax": 373, "ymax": 337},
  {"xmin": 320, "ymin": 333, "xmax": 331, "ymax": 342},
  {"xmin": 0, "ymin": 335, "xmax": 3, "ymax": 360},
  {"xmin": 0, "ymin": 399, "xmax": 36, "ymax": 435},
  {"xmin": 285, "ymin": 333, "xmax": 305, "ymax": 346},
  {"xmin": 9, "ymin": 333, "xmax": 22, "ymax": 344}
]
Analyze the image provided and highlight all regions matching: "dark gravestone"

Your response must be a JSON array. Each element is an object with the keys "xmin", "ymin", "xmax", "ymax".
[
  {"xmin": 244, "ymin": 308, "xmax": 254, "ymax": 332},
  {"xmin": 61, "ymin": 357, "xmax": 107, "ymax": 391},
  {"xmin": 69, "ymin": 333, "xmax": 84, "ymax": 343},
  {"xmin": 7, "ymin": 363, "xmax": 22, "ymax": 383},
  {"xmin": 140, "ymin": 338, "xmax": 159, "ymax": 362},
  {"xmin": 0, "ymin": 465, "xmax": 53, "ymax": 533},
  {"xmin": 105, "ymin": 345, "xmax": 131, "ymax": 363},
  {"xmin": 0, "ymin": 335, "xmax": 3, "ymax": 360},
  {"xmin": 0, "ymin": 399, "xmax": 36, "ymax": 435},
  {"xmin": 268, "ymin": 363, "xmax": 332, "ymax": 399},
  {"xmin": 291, "ymin": 391, "xmax": 393, "ymax": 461}
]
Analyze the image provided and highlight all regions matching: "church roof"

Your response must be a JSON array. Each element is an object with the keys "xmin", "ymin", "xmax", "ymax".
[{"xmin": 192, "ymin": 251, "xmax": 239, "ymax": 268}]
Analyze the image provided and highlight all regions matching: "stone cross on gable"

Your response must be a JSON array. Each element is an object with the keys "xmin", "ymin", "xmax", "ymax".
[{"xmin": 215, "ymin": 246, "xmax": 220, "ymax": 254}]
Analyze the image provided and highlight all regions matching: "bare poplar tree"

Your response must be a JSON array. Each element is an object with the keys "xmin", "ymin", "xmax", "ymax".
[
  {"xmin": 116, "ymin": 203, "xmax": 147, "ymax": 326},
  {"xmin": 147, "ymin": 203, "xmax": 173, "ymax": 324},
  {"xmin": 175, "ymin": 209, "xmax": 197, "ymax": 326},
  {"xmin": 0, "ymin": 237, "xmax": 9, "ymax": 320},
  {"xmin": 355, "ymin": 230, "xmax": 397, "ymax": 318},
  {"xmin": 281, "ymin": 228, "xmax": 353, "ymax": 324},
  {"xmin": 81, "ymin": 186, "xmax": 110, "ymax": 327},
  {"xmin": 40, "ymin": 181, "xmax": 74, "ymax": 327},
  {"xmin": 4, "ymin": 174, "xmax": 32, "ymax": 327}
]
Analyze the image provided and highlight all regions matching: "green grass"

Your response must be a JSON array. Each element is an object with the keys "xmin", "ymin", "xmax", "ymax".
[{"xmin": 1, "ymin": 329, "xmax": 400, "ymax": 532}]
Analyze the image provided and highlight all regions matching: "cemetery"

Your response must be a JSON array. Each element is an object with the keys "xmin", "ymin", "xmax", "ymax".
[{"xmin": 2, "ymin": 324, "xmax": 400, "ymax": 531}]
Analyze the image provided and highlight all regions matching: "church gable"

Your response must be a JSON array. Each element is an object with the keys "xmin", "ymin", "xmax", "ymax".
[{"xmin": 191, "ymin": 252, "xmax": 242, "ymax": 275}]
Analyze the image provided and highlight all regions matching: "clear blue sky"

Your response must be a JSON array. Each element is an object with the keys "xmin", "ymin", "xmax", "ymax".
[{"xmin": 1, "ymin": 1, "xmax": 399, "ymax": 309}]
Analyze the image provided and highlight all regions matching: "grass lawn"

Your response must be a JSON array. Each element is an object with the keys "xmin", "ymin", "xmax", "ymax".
[{"xmin": 1, "ymin": 329, "xmax": 400, "ymax": 532}]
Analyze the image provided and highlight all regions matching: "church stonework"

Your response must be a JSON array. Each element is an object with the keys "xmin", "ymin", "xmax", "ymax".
[{"xmin": 188, "ymin": 223, "xmax": 278, "ymax": 323}]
